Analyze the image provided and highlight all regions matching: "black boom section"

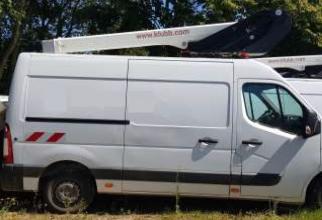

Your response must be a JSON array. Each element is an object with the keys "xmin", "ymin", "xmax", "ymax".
[
  {"xmin": 276, "ymin": 65, "xmax": 322, "ymax": 78},
  {"xmin": 187, "ymin": 9, "xmax": 292, "ymax": 57}
]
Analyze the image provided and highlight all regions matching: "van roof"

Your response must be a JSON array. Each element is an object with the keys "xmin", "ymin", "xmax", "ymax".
[
  {"xmin": 15, "ymin": 52, "xmax": 284, "ymax": 84},
  {"xmin": 27, "ymin": 52, "xmax": 234, "ymax": 63}
]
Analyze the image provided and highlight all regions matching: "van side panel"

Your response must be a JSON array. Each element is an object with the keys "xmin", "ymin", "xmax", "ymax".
[
  {"xmin": 124, "ymin": 59, "xmax": 234, "ymax": 196},
  {"xmin": 24, "ymin": 77, "xmax": 126, "ymax": 145},
  {"xmin": 8, "ymin": 54, "xmax": 128, "ymax": 192}
]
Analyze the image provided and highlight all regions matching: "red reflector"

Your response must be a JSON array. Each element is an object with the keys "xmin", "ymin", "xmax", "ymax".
[
  {"xmin": 26, "ymin": 132, "xmax": 44, "ymax": 142},
  {"xmin": 47, "ymin": 133, "xmax": 65, "ymax": 143},
  {"xmin": 239, "ymin": 51, "xmax": 250, "ymax": 58},
  {"xmin": 230, "ymin": 187, "xmax": 240, "ymax": 193}
]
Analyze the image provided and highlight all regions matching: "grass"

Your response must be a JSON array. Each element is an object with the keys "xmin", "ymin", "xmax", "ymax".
[
  {"xmin": 1, "ymin": 193, "xmax": 322, "ymax": 219},
  {"xmin": 1, "ymin": 210, "xmax": 322, "ymax": 220}
]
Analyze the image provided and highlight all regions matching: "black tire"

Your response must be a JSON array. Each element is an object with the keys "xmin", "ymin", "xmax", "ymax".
[
  {"xmin": 42, "ymin": 169, "xmax": 95, "ymax": 213},
  {"xmin": 307, "ymin": 177, "xmax": 322, "ymax": 209}
]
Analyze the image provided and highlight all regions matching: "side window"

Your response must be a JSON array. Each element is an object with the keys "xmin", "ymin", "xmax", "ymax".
[
  {"xmin": 278, "ymin": 87, "xmax": 304, "ymax": 133},
  {"xmin": 243, "ymin": 83, "xmax": 304, "ymax": 134}
]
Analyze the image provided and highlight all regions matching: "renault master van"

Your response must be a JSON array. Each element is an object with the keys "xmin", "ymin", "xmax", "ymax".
[{"xmin": 1, "ymin": 52, "xmax": 321, "ymax": 213}]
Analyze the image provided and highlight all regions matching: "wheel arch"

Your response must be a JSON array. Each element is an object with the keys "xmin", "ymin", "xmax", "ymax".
[
  {"xmin": 38, "ymin": 160, "xmax": 97, "ymax": 193},
  {"xmin": 304, "ymin": 171, "xmax": 322, "ymax": 203}
]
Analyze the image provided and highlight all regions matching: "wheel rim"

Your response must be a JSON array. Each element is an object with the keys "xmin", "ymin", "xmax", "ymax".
[{"xmin": 54, "ymin": 181, "xmax": 81, "ymax": 206}]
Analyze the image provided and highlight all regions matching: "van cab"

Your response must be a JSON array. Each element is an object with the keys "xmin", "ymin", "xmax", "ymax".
[{"xmin": 1, "ymin": 53, "xmax": 321, "ymax": 213}]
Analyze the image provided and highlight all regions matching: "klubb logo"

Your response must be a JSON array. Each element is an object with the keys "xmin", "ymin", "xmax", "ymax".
[{"xmin": 136, "ymin": 29, "xmax": 190, "ymax": 40}]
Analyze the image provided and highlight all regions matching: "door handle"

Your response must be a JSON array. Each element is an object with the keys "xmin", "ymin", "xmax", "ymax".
[
  {"xmin": 242, "ymin": 139, "xmax": 263, "ymax": 146},
  {"xmin": 198, "ymin": 137, "xmax": 218, "ymax": 145}
]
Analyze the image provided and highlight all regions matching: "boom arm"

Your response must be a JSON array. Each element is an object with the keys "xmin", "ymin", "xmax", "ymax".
[
  {"xmin": 42, "ymin": 9, "xmax": 292, "ymax": 57},
  {"xmin": 256, "ymin": 55, "xmax": 322, "ymax": 78},
  {"xmin": 42, "ymin": 22, "xmax": 235, "ymax": 54},
  {"xmin": 256, "ymin": 55, "xmax": 322, "ymax": 71}
]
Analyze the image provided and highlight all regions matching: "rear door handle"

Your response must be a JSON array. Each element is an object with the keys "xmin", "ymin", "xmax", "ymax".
[
  {"xmin": 242, "ymin": 139, "xmax": 263, "ymax": 146},
  {"xmin": 198, "ymin": 137, "xmax": 218, "ymax": 144}
]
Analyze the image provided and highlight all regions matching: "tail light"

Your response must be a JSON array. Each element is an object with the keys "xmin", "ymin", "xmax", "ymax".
[{"xmin": 3, "ymin": 124, "xmax": 13, "ymax": 164}]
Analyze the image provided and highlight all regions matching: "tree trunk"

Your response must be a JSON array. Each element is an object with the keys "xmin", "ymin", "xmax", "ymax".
[
  {"xmin": 0, "ymin": 22, "xmax": 22, "ymax": 80},
  {"xmin": 0, "ymin": 0, "xmax": 26, "ymax": 80}
]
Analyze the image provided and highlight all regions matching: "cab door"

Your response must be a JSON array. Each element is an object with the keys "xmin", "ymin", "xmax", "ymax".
[{"xmin": 235, "ymin": 80, "xmax": 320, "ymax": 199}]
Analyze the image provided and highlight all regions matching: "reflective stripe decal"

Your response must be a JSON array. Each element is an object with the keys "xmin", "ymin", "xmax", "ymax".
[
  {"xmin": 25, "ymin": 132, "xmax": 44, "ymax": 142},
  {"xmin": 47, "ymin": 133, "xmax": 65, "ymax": 143},
  {"xmin": 25, "ymin": 132, "xmax": 65, "ymax": 143}
]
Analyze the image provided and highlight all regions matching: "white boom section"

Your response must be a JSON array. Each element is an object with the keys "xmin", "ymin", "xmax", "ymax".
[
  {"xmin": 42, "ymin": 22, "xmax": 235, "ymax": 54},
  {"xmin": 256, "ymin": 55, "xmax": 322, "ymax": 71}
]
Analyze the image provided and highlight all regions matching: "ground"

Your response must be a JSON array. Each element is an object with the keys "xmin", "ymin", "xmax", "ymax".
[{"xmin": 0, "ymin": 193, "xmax": 321, "ymax": 219}]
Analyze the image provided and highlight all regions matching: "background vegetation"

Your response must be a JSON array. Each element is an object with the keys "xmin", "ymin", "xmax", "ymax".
[
  {"xmin": 0, "ymin": 0, "xmax": 321, "ymax": 93},
  {"xmin": 2, "ymin": 193, "xmax": 322, "ymax": 220}
]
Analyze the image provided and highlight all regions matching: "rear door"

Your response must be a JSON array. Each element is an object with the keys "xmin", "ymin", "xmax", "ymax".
[{"xmin": 123, "ymin": 59, "xmax": 234, "ymax": 196}]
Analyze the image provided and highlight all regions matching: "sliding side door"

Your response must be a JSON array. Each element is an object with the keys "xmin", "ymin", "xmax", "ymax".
[{"xmin": 123, "ymin": 59, "xmax": 234, "ymax": 197}]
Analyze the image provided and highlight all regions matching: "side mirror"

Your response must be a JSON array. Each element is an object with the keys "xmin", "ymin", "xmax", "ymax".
[{"xmin": 303, "ymin": 110, "xmax": 321, "ymax": 138}]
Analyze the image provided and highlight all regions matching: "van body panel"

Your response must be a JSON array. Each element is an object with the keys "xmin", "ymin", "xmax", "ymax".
[
  {"xmin": 124, "ymin": 59, "xmax": 233, "ymax": 195},
  {"xmin": 29, "ymin": 53, "xmax": 128, "ymax": 79},
  {"xmin": 6, "ymin": 53, "xmax": 30, "ymax": 144},
  {"xmin": 228, "ymin": 62, "xmax": 321, "ymax": 202},
  {"xmin": 236, "ymin": 79, "xmax": 320, "ymax": 200},
  {"xmin": 7, "ymin": 54, "xmax": 128, "ymax": 193},
  {"xmin": 23, "ymin": 77, "xmax": 126, "ymax": 145}
]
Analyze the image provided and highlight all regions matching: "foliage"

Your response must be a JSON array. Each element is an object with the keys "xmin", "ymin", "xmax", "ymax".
[
  {"xmin": 0, "ymin": 0, "xmax": 26, "ymax": 61},
  {"xmin": 0, "ymin": 0, "xmax": 26, "ymax": 89},
  {"xmin": 0, "ymin": 0, "xmax": 321, "ymax": 93}
]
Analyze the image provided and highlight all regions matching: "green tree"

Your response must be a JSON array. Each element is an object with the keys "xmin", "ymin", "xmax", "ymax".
[{"xmin": 0, "ymin": 0, "xmax": 27, "ymax": 82}]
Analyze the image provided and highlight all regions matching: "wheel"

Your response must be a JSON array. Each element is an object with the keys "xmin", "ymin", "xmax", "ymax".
[
  {"xmin": 42, "ymin": 170, "xmax": 95, "ymax": 213},
  {"xmin": 307, "ymin": 177, "xmax": 322, "ymax": 208}
]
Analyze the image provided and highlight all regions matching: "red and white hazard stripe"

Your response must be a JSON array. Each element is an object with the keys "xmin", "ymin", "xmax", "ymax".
[
  {"xmin": 25, "ymin": 132, "xmax": 45, "ymax": 142},
  {"xmin": 25, "ymin": 132, "xmax": 65, "ymax": 143}
]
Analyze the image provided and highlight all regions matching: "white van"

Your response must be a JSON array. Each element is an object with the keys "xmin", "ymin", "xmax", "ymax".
[
  {"xmin": 1, "ymin": 53, "xmax": 322, "ymax": 212},
  {"xmin": 1, "ymin": 52, "xmax": 322, "ymax": 213}
]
